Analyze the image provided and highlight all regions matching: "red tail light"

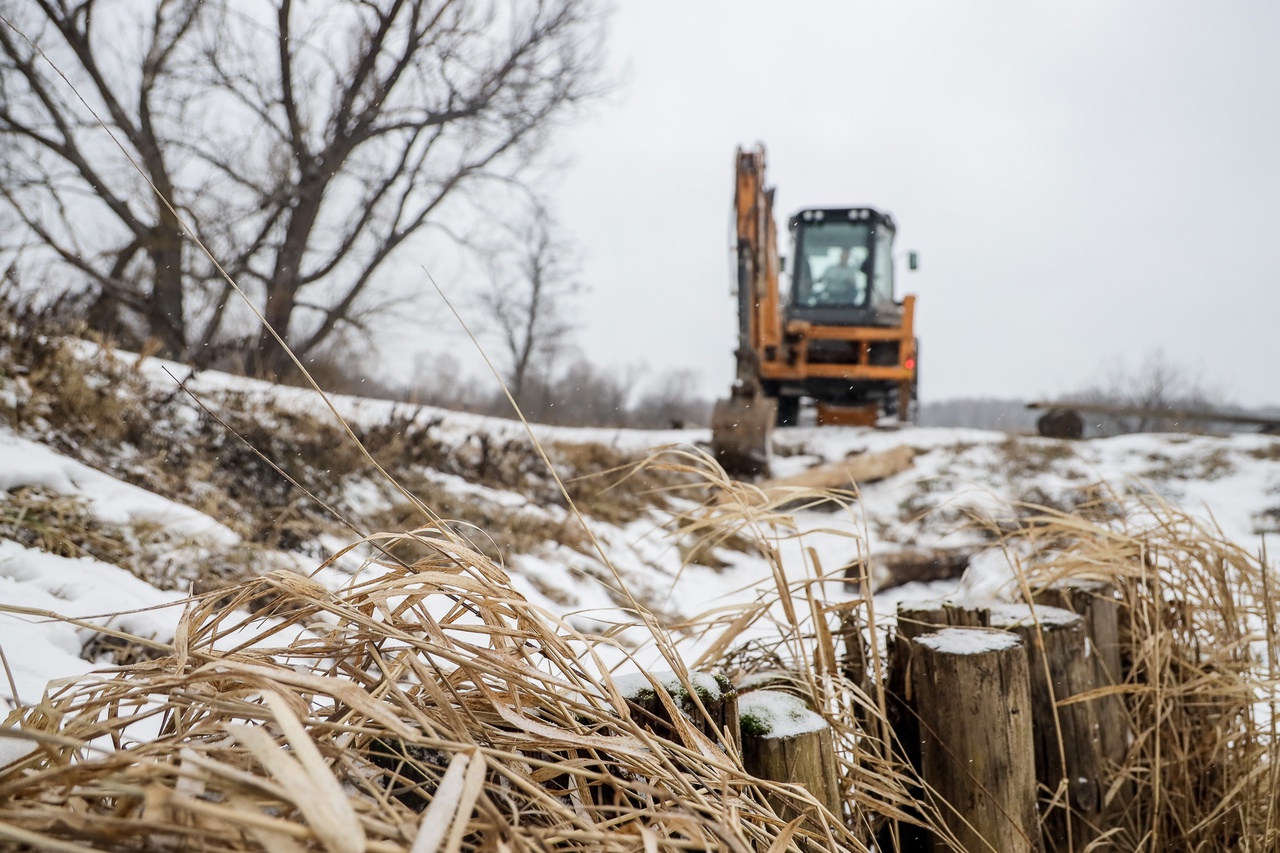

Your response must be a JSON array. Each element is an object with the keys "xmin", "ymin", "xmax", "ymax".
[{"xmin": 905, "ymin": 358, "xmax": 916, "ymax": 370}]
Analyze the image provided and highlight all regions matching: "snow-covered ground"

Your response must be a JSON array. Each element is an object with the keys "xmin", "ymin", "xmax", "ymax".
[{"xmin": 2, "ymin": 352, "xmax": 1278, "ymax": 713}]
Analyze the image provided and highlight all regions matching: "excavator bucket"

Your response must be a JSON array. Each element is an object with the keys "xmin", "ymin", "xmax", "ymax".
[{"xmin": 710, "ymin": 394, "xmax": 777, "ymax": 479}]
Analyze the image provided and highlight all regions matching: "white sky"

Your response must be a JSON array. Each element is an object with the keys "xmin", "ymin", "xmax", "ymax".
[{"xmin": 537, "ymin": 0, "xmax": 1280, "ymax": 408}]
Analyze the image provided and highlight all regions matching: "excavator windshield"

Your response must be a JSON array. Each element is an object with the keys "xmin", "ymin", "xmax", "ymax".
[{"xmin": 783, "ymin": 210, "xmax": 896, "ymax": 312}]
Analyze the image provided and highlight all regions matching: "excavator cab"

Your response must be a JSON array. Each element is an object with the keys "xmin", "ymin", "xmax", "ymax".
[{"xmin": 788, "ymin": 208, "xmax": 901, "ymax": 327}]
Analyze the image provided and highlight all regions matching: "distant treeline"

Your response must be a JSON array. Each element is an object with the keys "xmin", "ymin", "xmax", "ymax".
[
  {"xmin": 294, "ymin": 344, "xmax": 1280, "ymax": 435},
  {"xmin": 918, "ymin": 397, "xmax": 1280, "ymax": 436},
  {"xmin": 916, "ymin": 398, "xmax": 1040, "ymax": 433},
  {"xmin": 299, "ymin": 349, "xmax": 713, "ymax": 430}
]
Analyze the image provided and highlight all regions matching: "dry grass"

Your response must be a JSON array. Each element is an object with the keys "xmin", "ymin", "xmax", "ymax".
[
  {"xmin": 1140, "ymin": 447, "xmax": 1236, "ymax": 482},
  {"xmin": 0, "ymin": 486, "xmax": 266, "ymax": 593},
  {"xmin": 0, "ymin": 295, "xmax": 686, "ymax": 596},
  {"xmin": 3, "ymin": 299, "xmax": 1277, "ymax": 851},
  {"xmin": 0, "ymin": 487, "xmax": 133, "ymax": 567},
  {"xmin": 1253, "ymin": 506, "xmax": 1280, "ymax": 535},
  {"xmin": 366, "ymin": 492, "xmax": 590, "ymax": 565},
  {"xmin": 1, "ymin": 441, "xmax": 1276, "ymax": 851},
  {"xmin": 1011, "ymin": 496, "xmax": 1279, "ymax": 852},
  {"xmin": 1246, "ymin": 439, "xmax": 1280, "ymax": 462},
  {"xmin": 0, "ymin": 488, "xmax": 904, "ymax": 853},
  {"xmin": 997, "ymin": 435, "xmax": 1078, "ymax": 478}
]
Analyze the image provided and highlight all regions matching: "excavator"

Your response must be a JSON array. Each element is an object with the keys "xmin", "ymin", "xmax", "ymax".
[{"xmin": 711, "ymin": 145, "xmax": 919, "ymax": 476}]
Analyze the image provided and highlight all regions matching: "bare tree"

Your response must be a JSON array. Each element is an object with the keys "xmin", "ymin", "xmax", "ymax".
[
  {"xmin": 0, "ymin": 0, "xmax": 608, "ymax": 375},
  {"xmin": 475, "ymin": 205, "xmax": 580, "ymax": 405},
  {"xmin": 1074, "ymin": 350, "xmax": 1223, "ymax": 435},
  {"xmin": 538, "ymin": 357, "xmax": 635, "ymax": 426},
  {"xmin": 630, "ymin": 368, "xmax": 711, "ymax": 428}
]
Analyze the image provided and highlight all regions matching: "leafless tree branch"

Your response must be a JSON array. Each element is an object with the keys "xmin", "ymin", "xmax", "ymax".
[{"xmin": 0, "ymin": 0, "xmax": 611, "ymax": 374}]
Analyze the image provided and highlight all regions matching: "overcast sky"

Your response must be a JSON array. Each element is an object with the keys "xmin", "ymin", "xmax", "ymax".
[{"xmin": 524, "ymin": 0, "xmax": 1280, "ymax": 408}]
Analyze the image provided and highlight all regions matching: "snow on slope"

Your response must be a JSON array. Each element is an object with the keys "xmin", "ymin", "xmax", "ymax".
[
  {"xmin": 2, "ymin": 352, "xmax": 1278, "ymax": 707},
  {"xmin": 128, "ymin": 349, "xmax": 698, "ymax": 454},
  {"xmin": 0, "ymin": 432, "xmax": 197, "ymax": 714},
  {"xmin": 0, "ymin": 430, "xmax": 238, "ymax": 544},
  {"xmin": 0, "ymin": 539, "xmax": 183, "ymax": 716}
]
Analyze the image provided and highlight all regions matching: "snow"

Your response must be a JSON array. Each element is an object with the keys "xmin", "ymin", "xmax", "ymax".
[
  {"xmin": 613, "ymin": 670, "xmax": 728, "ymax": 702},
  {"xmin": 988, "ymin": 603, "xmax": 1082, "ymax": 630},
  {"xmin": 914, "ymin": 627, "xmax": 1024, "ymax": 655},
  {"xmin": 127, "ymin": 348, "xmax": 703, "ymax": 457},
  {"xmin": 0, "ymin": 431, "xmax": 238, "ymax": 544},
  {"xmin": 738, "ymin": 690, "xmax": 828, "ymax": 737},
  {"xmin": 0, "ymin": 539, "xmax": 186, "ymax": 713}
]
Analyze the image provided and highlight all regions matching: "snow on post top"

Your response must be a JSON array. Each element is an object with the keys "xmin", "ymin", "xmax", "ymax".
[
  {"xmin": 914, "ymin": 627, "xmax": 1024, "ymax": 655},
  {"xmin": 987, "ymin": 603, "xmax": 1082, "ymax": 630},
  {"xmin": 612, "ymin": 671, "xmax": 731, "ymax": 703},
  {"xmin": 738, "ymin": 690, "xmax": 828, "ymax": 738}
]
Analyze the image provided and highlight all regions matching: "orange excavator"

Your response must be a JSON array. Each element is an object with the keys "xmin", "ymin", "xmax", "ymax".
[{"xmin": 711, "ymin": 144, "xmax": 919, "ymax": 476}]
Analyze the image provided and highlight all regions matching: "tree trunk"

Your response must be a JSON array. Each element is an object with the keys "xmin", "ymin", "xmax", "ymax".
[
  {"xmin": 252, "ymin": 174, "xmax": 331, "ymax": 378},
  {"xmin": 145, "ymin": 220, "xmax": 187, "ymax": 359}
]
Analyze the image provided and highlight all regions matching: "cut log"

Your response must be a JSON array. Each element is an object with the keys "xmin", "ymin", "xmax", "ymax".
[
  {"xmin": 1037, "ymin": 408, "xmax": 1084, "ymax": 439},
  {"xmin": 911, "ymin": 628, "xmax": 1041, "ymax": 852},
  {"xmin": 989, "ymin": 604, "xmax": 1102, "ymax": 852},
  {"xmin": 845, "ymin": 547, "xmax": 973, "ymax": 591},
  {"xmin": 744, "ymin": 445, "xmax": 918, "ymax": 505}
]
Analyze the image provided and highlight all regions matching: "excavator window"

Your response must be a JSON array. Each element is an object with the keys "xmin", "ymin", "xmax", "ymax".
[
  {"xmin": 792, "ymin": 219, "xmax": 873, "ymax": 308},
  {"xmin": 870, "ymin": 224, "xmax": 896, "ymax": 307}
]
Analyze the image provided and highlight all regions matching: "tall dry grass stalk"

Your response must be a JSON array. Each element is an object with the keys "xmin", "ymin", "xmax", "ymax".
[{"xmin": 1013, "ymin": 493, "xmax": 1279, "ymax": 852}]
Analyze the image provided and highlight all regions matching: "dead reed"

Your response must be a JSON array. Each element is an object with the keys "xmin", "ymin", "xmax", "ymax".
[
  {"xmin": 0, "ymin": 500, "xmax": 886, "ymax": 852},
  {"xmin": 1013, "ymin": 494, "xmax": 1279, "ymax": 852}
]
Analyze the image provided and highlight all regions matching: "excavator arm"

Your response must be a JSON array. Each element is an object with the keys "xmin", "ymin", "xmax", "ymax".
[{"xmin": 711, "ymin": 146, "xmax": 781, "ymax": 476}]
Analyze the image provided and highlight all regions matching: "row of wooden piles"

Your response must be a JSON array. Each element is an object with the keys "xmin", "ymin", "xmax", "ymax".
[
  {"xmin": 877, "ymin": 583, "xmax": 1126, "ymax": 852},
  {"xmin": 675, "ymin": 580, "xmax": 1129, "ymax": 852}
]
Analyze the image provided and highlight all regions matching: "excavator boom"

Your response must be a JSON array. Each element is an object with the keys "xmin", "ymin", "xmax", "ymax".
[{"xmin": 710, "ymin": 147, "xmax": 779, "ymax": 476}]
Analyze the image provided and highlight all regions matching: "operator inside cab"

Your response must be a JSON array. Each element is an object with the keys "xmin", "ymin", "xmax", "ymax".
[
  {"xmin": 793, "ymin": 219, "xmax": 871, "ymax": 308},
  {"xmin": 816, "ymin": 247, "xmax": 867, "ymax": 305}
]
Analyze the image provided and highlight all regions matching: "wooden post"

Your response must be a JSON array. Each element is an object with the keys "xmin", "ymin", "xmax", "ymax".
[
  {"xmin": 888, "ymin": 603, "xmax": 992, "ymax": 760},
  {"xmin": 911, "ymin": 628, "xmax": 1041, "ymax": 852},
  {"xmin": 616, "ymin": 671, "xmax": 739, "ymax": 751},
  {"xmin": 1031, "ymin": 581, "xmax": 1127, "ymax": 770},
  {"xmin": 989, "ymin": 604, "xmax": 1102, "ymax": 852},
  {"xmin": 882, "ymin": 602, "xmax": 991, "ymax": 851},
  {"xmin": 739, "ymin": 690, "xmax": 842, "ymax": 824},
  {"xmin": 839, "ymin": 608, "xmax": 872, "ymax": 698}
]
